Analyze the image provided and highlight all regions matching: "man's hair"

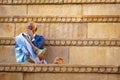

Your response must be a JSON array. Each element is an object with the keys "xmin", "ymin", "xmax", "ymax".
[{"xmin": 27, "ymin": 21, "xmax": 37, "ymax": 33}]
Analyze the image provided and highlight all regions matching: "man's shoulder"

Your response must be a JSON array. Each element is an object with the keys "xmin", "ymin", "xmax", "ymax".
[{"xmin": 35, "ymin": 34, "xmax": 44, "ymax": 39}]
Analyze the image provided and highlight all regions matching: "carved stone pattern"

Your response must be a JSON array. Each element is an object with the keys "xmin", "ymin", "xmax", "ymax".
[
  {"xmin": 0, "ymin": 38, "xmax": 15, "ymax": 45},
  {"xmin": 0, "ymin": 38, "xmax": 120, "ymax": 47},
  {"xmin": 0, "ymin": 16, "xmax": 120, "ymax": 23},
  {"xmin": 0, "ymin": 0, "xmax": 120, "ymax": 5},
  {"xmin": 0, "ymin": 64, "xmax": 119, "ymax": 73}
]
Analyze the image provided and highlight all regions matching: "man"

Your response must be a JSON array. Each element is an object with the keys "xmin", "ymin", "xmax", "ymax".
[{"xmin": 15, "ymin": 22, "xmax": 47, "ymax": 64}]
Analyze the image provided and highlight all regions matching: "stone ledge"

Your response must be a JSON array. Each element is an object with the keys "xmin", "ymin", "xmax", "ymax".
[
  {"xmin": 0, "ymin": 38, "xmax": 120, "ymax": 46},
  {"xmin": 0, "ymin": 38, "xmax": 15, "ymax": 45},
  {"xmin": 0, "ymin": 0, "xmax": 120, "ymax": 5},
  {"xmin": 0, "ymin": 64, "xmax": 119, "ymax": 73},
  {"xmin": 0, "ymin": 16, "xmax": 120, "ymax": 23}
]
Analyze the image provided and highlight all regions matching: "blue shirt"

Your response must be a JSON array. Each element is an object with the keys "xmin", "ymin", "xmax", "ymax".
[{"xmin": 32, "ymin": 34, "xmax": 44, "ymax": 49}]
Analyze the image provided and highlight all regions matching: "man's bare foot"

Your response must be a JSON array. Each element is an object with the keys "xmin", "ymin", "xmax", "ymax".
[{"xmin": 54, "ymin": 57, "xmax": 63, "ymax": 64}]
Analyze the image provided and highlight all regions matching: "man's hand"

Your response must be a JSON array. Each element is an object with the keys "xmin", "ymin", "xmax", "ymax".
[
  {"xmin": 22, "ymin": 33, "xmax": 31, "ymax": 43},
  {"xmin": 22, "ymin": 33, "xmax": 35, "ymax": 48},
  {"xmin": 26, "ymin": 29, "xmax": 34, "ymax": 40},
  {"xmin": 22, "ymin": 33, "xmax": 27, "ymax": 38}
]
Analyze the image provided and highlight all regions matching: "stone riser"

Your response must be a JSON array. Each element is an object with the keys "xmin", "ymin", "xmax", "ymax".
[
  {"xmin": 0, "ymin": 1, "xmax": 120, "ymax": 80},
  {"xmin": 0, "ymin": 72, "xmax": 120, "ymax": 80},
  {"xmin": 0, "ymin": 0, "xmax": 120, "ymax": 4},
  {"xmin": 0, "ymin": 64, "xmax": 119, "ymax": 73},
  {"xmin": 0, "ymin": 23, "xmax": 120, "ymax": 39},
  {"xmin": 0, "ymin": 1, "xmax": 120, "ymax": 65},
  {"xmin": 0, "ymin": 38, "xmax": 120, "ymax": 46},
  {"xmin": 0, "ymin": 5, "xmax": 120, "ymax": 17},
  {"xmin": 0, "ymin": 45, "xmax": 120, "ymax": 65},
  {"xmin": 0, "ymin": 64, "xmax": 120, "ymax": 80},
  {"xmin": 0, "ymin": 16, "xmax": 120, "ymax": 23}
]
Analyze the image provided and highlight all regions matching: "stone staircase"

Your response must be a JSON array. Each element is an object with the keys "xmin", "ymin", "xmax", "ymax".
[
  {"xmin": 0, "ymin": 0, "xmax": 120, "ymax": 80},
  {"xmin": 0, "ymin": 64, "xmax": 120, "ymax": 80}
]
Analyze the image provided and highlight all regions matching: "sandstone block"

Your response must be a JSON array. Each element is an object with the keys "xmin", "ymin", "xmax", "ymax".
[
  {"xmin": 0, "ymin": 5, "xmax": 27, "ymax": 16},
  {"xmin": 24, "ymin": 73, "xmax": 107, "ymax": 80},
  {"xmin": 0, "ymin": 23, "xmax": 15, "ymax": 37},
  {"xmin": 88, "ymin": 23, "xmax": 120, "ymax": 39},
  {"xmin": 0, "ymin": 46, "xmax": 16, "ymax": 63},
  {"xmin": 36, "ymin": 23, "xmax": 87, "ymax": 39},
  {"xmin": 106, "ymin": 47, "xmax": 120, "ymax": 65},
  {"xmin": 15, "ymin": 23, "xmax": 26, "ymax": 36},
  {"xmin": 83, "ymin": 4, "xmax": 120, "ymax": 15},
  {"xmin": 0, "ymin": 73, "xmax": 23, "ymax": 80},
  {"xmin": 45, "ymin": 46, "xmax": 69, "ymax": 64},
  {"xmin": 69, "ymin": 47, "xmax": 107, "ymax": 65},
  {"xmin": 28, "ymin": 5, "xmax": 82, "ymax": 17}
]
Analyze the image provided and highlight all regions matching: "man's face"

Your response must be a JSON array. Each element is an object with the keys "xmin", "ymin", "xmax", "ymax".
[{"xmin": 26, "ymin": 28, "xmax": 33, "ymax": 36}]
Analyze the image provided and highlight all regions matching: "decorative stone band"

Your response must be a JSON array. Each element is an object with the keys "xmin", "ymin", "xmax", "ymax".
[
  {"xmin": 45, "ymin": 39, "xmax": 120, "ymax": 46},
  {"xmin": 0, "ymin": 38, "xmax": 120, "ymax": 47},
  {"xmin": 0, "ymin": 64, "xmax": 119, "ymax": 73},
  {"xmin": 0, "ymin": 0, "xmax": 120, "ymax": 5},
  {"xmin": 0, "ymin": 16, "xmax": 120, "ymax": 23},
  {"xmin": 0, "ymin": 38, "xmax": 15, "ymax": 46}
]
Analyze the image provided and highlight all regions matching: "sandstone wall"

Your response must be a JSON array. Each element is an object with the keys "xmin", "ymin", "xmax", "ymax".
[
  {"xmin": 0, "ymin": 0, "xmax": 120, "ymax": 80},
  {"xmin": 0, "ymin": 0, "xmax": 120, "ymax": 65},
  {"xmin": 0, "ymin": 72, "xmax": 120, "ymax": 80}
]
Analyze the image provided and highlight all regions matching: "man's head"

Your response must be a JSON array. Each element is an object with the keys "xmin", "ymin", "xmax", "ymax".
[
  {"xmin": 26, "ymin": 22, "xmax": 37, "ymax": 37},
  {"xmin": 26, "ymin": 21, "xmax": 37, "ymax": 34}
]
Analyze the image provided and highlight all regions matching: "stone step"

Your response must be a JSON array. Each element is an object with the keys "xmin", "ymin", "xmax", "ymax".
[
  {"xmin": 0, "ymin": 16, "xmax": 120, "ymax": 23},
  {"xmin": 0, "ymin": 38, "xmax": 120, "ymax": 65},
  {"xmin": 0, "ymin": 46, "xmax": 120, "ymax": 65},
  {"xmin": 0, "ymin": 38, "xmax": 120, "ymax": 46},
  {"xmin": 0, "ymin": 0, "xmax": 120, "ymax": 5},
  {"xmin": 0, "ymin": 64, "xmax": 120, "ymax": 80},
  {"xmin": 0, "ymin": 64, "xmax": 119, "ymax": 73}
]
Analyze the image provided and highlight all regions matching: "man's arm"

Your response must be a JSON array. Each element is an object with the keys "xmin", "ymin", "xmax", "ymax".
[{"xmin": 22, "ymin": 33, "xmax": 35, "ymax": 48}]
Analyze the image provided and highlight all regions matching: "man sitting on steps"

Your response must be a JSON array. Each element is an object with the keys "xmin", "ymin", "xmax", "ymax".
[{"xmin": 15, "ymin": 21, "xmax": 47, "ymax": 64}]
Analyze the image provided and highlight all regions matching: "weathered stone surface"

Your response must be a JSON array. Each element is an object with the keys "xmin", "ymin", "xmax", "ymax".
[
  {"xmin": 69, "ymin": 46, "xmax": 120, "ymax": 65},
  {"xmin": 28, "ymin": 5, "xmax": 82, "ymax": 17},
  {"xmin": 24, "ymin": 73, "xmax": 107, "ymax": 80},
  {"xmin": 0, "ymin": 5, "xmax": 27, "ymax": 16},
  {"xmin": 88, "ymin": 23, "xmax": 120, "ymax": 39},
  {"xmin": 108, "ymin": 74, "xmax": 120, "ymax": 80},
  {"xmin": 0, "ymin": 23, "xmax": 15, "ymax": 37},
  {"xmin": 106, "ymin": 47, "xmax": 120, "ymax": 65},
  {"xmin": 15, "ymin": 23, "xmax": 26, "ymax": 36},
  {"xmin": 0, "ymin": 73, "xmax": 23, "ymax": 80},
  {"xmin": 37, "ymin": 23, "xmax": 87, "ymax": 39},
  {"xmin": 15, "ymin": 23, "xmax": 87, "ymax": 39},
  {"xmin": 83, "ymin": 4, "xmax": 120, "ymax": 15},
  {"xmin": 0, "ymin": 0, "xmax": 120, "ymax": 4},
  {"xmin": 0, "ymin": 46, "xmax": 16, "ymax": 63},
  {"xmin": 0, "ymin": 45, "xmax": 69, "ymax": 64},
  {"xmin": 69, "ymin": 47, "xmax": 107, "ymax": 65},
  {"xmin": 45, "ymin": 46, "xmax": 69, "ymax": 64}
]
